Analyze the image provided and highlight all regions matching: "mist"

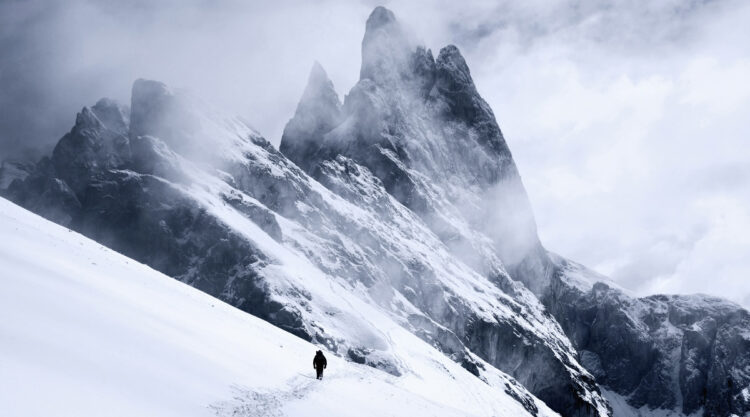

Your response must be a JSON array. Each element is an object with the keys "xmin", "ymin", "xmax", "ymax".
[
  {"xmin": 0, "ymin": 0, "xmax": 367, "ymax": 158},
  {"xmin": 2, "ymin": 0, "xmax": 749, "ymax": 306}
]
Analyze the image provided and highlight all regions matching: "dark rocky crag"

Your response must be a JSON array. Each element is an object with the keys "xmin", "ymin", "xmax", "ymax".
[
  {"xmin": 282, "ymin": 7, "xmax": 550, "ymax": 295},
  {"xmin": 4, "ymin": 93, "xmax": 305, "ymax": 337},
  {"xmin": 545, "ymin": 259, "xmax": 750, "ymax": 416}
]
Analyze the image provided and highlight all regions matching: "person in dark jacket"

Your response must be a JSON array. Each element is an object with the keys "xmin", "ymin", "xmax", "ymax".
[{"xmin": 313, "ymin": 350, "xmax": 327, "ymax": 380}]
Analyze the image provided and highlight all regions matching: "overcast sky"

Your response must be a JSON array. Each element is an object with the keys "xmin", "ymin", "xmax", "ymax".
[{"xmin": 1, "ymin": 0, "xmax": 749, "ymax": 306}]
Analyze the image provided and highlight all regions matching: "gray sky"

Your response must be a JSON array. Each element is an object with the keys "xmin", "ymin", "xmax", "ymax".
[{"xmin": 1, "ymin": 0, "xmax": 749, "ymax": 306}]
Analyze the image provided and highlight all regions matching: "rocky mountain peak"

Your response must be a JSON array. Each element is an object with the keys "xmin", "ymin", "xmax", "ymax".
[
  {"xmin": 131, "ymin": 78, "xmax": 171, "ymax": 102},
  {"xmin": 279, "ymin": 62, "xmax": 342, "ymax": 173},
  {"xmin": 360, "ymin": 6, "xmax": 416, "ymax": 86},
  {"xmin": 91, "ymin": 98, "xmax": 130, "ymax": 135},
  {"xmin": 308, "ymin": 61, "xmax": 332, "ymax": 88},
  {"xmin": 73, "ymin": 106, "xmax": 103, "ymax": 132},
  {"xmin": 129, "ymin": 79, "xmax": 174, "ymax": 140},
  {"xmin": 298, "ymin": 61, "xmax": 341, "ymax": 120},
  {"xmin": 128, "ymin": 79, "xmax": 212, "ymax": 162},
  {"xmin": 365, "ymin": 6, "xmax": 397, "ymax": 31},
  {"xmin": 45, "ymin": 103, "xmax": 132, "ymax": 198},
  {"xmin": 435, "ymin": 45, "xmax": 473, "ymax": 89},
  {"xmin": 283, "ymin": 7, "xmax": 543, "ymax": 284}
]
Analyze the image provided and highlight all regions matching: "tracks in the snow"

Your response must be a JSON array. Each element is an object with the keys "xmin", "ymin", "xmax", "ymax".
[{"xmin": 209, "ymin": 373, "xmax": 331, "ymax": 417}]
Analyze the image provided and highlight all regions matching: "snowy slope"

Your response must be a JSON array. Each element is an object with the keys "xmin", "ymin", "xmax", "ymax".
[
  {"xmin": 0, "ymin": 9, "xmax": 611, "ymax": 416},
  {"xmin": 3, "ymin": 77, "xmax": 608, "ymax": 416},
  {"xmin": 0, "ymin": 197, "xmax": 558, "ymax": 417}
]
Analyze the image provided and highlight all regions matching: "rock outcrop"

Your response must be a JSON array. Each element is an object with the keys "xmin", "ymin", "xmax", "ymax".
[{"xmin": 545, "ymin": 258, "xmax": 750, "ymax": 416}]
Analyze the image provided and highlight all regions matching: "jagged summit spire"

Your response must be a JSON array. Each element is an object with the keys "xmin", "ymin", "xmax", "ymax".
[
  {"xmin": 297, "ymin": 61, "xmax": 341, "ymax": 119},
  {"xmin": 308, "ymin": 61, "xmax": 328, "ymax": 85},
  {"xmin": 279, "ymin": 61, "xmax": 342, "ymax": 173},
  {"xmin": 360, "ymin": 6, "xmax": 415, "ymax": 84},
  {"xmin": 91, "ymin": 98, "xmax": 129, "ymax": 135},
  {"xmin": 436, "ymin": 45, "xmax": 471, "ymax": 83},
  {"xmin": 71, "ymin": 100, "xmax": 128, "ymax": 137},
  {"xmin": 365, "ymin": 6, "xmax": 397, "ymax": 32},
  {"xmin": 130, "ymin": 79, "xmax": 173, "ymax": 140},
  {"xmin": 74, "ymin": 106, "xmax": 103, "ymax": 130},
  {"xmin": 301, "ymin": 61, "xmax": 340, "ymax": 109}
]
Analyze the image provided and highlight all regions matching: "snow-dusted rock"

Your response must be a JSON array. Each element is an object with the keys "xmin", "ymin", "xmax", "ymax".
[
  {"xmin": 4, "ymin": 75, "xmax": 576, "ymax": 416},
  {"xmin": 279, "ymin": 7, "xmax": 750, "ymax": 417},
  {"xmin": 545, "ymin": 258, "xmax": 750, "ymax": 416},
  {"xmin": 0, "ymin": 196, "xmax": 561, "ymax": 417},
  {"xmin": 280, "ymin": 7, "xmax": 605, "ymax": 416}
]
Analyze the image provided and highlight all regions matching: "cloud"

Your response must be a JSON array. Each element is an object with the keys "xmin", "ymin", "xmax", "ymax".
[
  {"xmin": 446, "ymin": 0, "xmax": 750, "ymax": 305},
  {"xmin": 1, "ymin": 0, "xmax": 748, "ymax": 306},
  {"xmin": 0, "ymin": 0, "xmax": 370, "ymax": 157},
  {"xmin": 643, "ymin": 195, "xmax": 750, "ymax": 304}
]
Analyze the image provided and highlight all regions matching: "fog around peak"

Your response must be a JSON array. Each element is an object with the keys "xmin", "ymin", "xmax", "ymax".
[{"xmin": 1, "ymin": 0, "xmax": 749, "ymax": 306}]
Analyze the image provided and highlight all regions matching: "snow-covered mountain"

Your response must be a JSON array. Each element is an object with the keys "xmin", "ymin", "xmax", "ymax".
[
  {"xmin": 278, "ymin": 8, "xmax": 750, "ymax": 417},
  {"xmin": 2, "ymin": 20, "xmax": 607, "ymax": 417},
  {"xmin": 2, "ymin": 81, "xmax": 603, "ymax": 416},
  {"xmin": 2, "ymin": 6, "xmax": 749, "ymax": 417},
  {"xmin": 0, "ymin": 197, "xmax": 559, "ymax": 417}
]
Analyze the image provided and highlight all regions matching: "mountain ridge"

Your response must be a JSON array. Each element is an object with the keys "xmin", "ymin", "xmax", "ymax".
[
  {"xmin": 0, "ymin": 196, "xmax": 559, "ymax": 417},
  {"xmin": 2, "ymin": 6, "xmax": 749, "ymax": 417}
]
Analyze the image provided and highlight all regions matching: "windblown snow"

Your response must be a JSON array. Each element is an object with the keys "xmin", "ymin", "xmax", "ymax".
[{"xmin": 0, "ymin": 197, "xmax": 558, "ymax": 417}]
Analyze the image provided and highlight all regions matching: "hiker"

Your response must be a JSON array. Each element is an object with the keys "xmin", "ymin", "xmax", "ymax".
[{"xmin": 313, "ymin": 350, "xmax": 327, "ymax": 380}]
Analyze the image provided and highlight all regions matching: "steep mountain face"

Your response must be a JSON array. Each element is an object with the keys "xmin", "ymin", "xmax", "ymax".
[
  {"xmin": 3, "ymin": 80, "xmax": 606, "ymax": 416},
  {"xmin": 281, "ymin": 7, "xmax": 604, "ymax": 416},
  {"xmin": 1, "ymin": 47, "xmax": 609, "ymax": 417},
  {"xmin": 0, "ymin": 196, "xmax": 561, "ymax": 417},
  {"xmin": 545, "ymin": 259, "xmax": 750, "ymax": 416},
  {"xmin": 281, "ymin": 7, "xmax": 550, "ymax": 297},
  {"xmin": 278, "ymin": 6, "xmax": 750, "ymax": 417}
]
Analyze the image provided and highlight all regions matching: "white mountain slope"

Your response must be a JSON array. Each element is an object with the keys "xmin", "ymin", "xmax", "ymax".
[
  {"xmin": 0, "ymin": 8, "xmax": 611, "ymax": 416},
  {"xmin": 3, "ymin": 74, "xmax": 609, "ymax": 416},
  {"xmin": 0, "ymin": 197, "xmax": 558, "ymax": 417}
]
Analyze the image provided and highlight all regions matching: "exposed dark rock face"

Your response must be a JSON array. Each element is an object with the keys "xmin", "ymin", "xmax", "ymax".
[
  {"xmin": 544, "ymin": 258, "xmax": 750, "ymax": 416},
  {"xmin": 51, "ymin": 105, "xmax": 132, "ymax": 196},
  {"xmin": 281, "ymin": 6, "xmax": 548, "ymax": 293},
  {"xmin": 4, "ymin": 87, "xmax": 309, "ymax": 341},
  {"xmin": 279, "ymin": 62, "xmax": 342, "ymax": 174}
]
